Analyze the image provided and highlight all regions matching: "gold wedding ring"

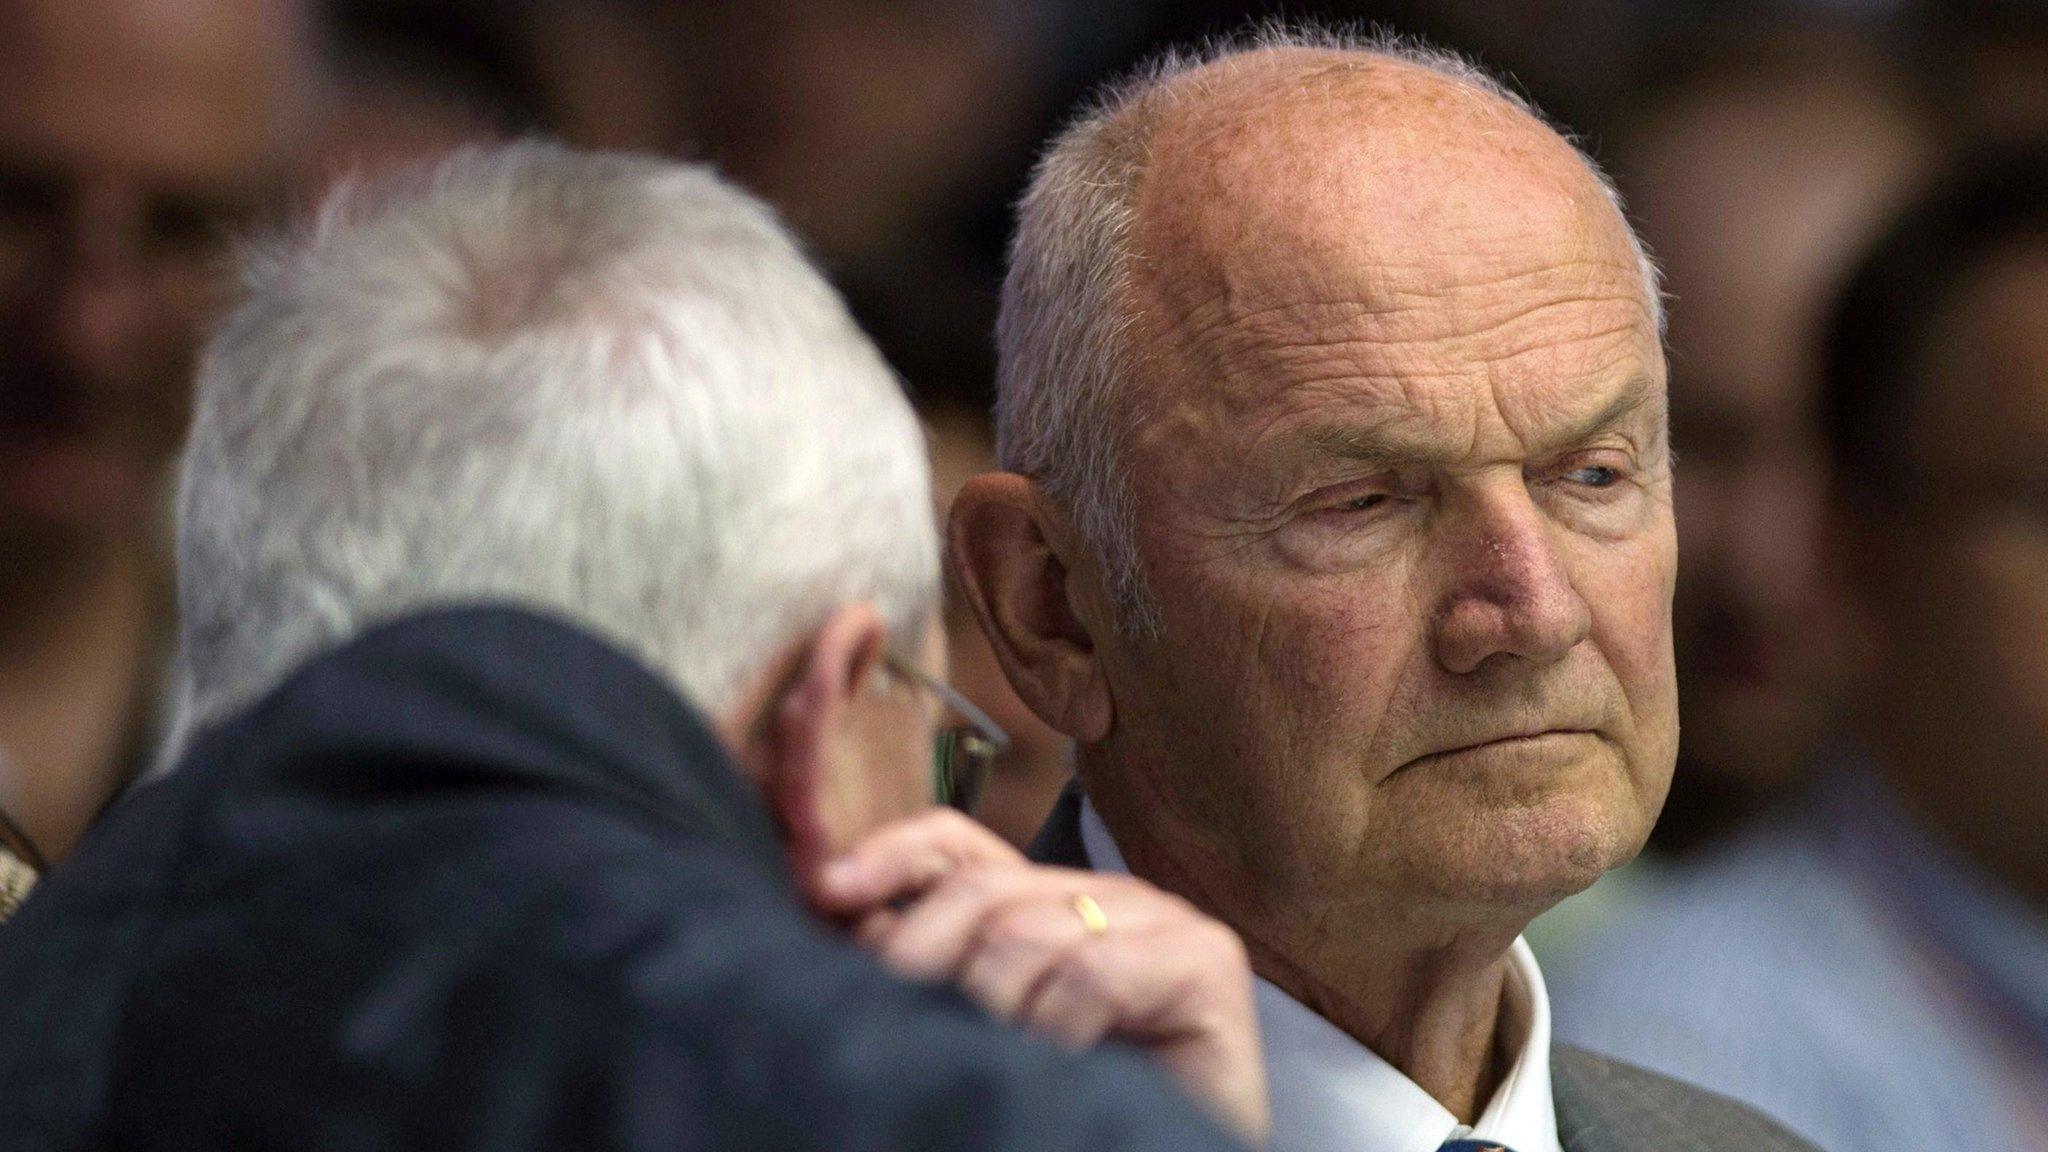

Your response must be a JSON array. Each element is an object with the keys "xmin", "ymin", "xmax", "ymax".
[{"xmin": 1072, "ymin": 893, "xmax": 1110, "ymax": 937}]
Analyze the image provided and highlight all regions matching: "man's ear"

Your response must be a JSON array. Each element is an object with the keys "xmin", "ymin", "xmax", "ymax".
[
  {"xmin": 948, "ymin": 473, "xmax": 1114, "ymax": 743},
  {"xmin": 755, "ymin": 604, "xmax": 889, "ymax": 882}
]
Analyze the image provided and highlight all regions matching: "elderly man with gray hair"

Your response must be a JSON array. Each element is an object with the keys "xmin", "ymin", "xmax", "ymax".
[
  {"xmin": 950, "ymin": 30, "xmax": 1820, "ymax": 1152},
  {"xmin": 0, "ymin": 144, "xmax": 1268, "ymax": 1151}
]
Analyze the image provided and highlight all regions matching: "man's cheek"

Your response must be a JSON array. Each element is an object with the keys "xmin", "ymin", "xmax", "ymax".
[
  {"xmin": 1277, "ymin": 624, "xmax": 1416, "ymax": 803},
  {"xmin": 1586, "ymin": 531, "xmax": 1676, "ymax": 635}
]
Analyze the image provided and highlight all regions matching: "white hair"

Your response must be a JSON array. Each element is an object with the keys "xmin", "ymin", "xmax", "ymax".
[
  {"xmin": 171, "ymin": 142, "xmax": 937, "ymax": 744},
  {"xmin": 996, "ymin": 26, "xmax": 1663, "ymax": 634}
]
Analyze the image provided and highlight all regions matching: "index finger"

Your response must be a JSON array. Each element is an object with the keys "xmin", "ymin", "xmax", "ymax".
[{"xmin": 808, "ymin": 807, "xmax": 1026, "ymax": 915}]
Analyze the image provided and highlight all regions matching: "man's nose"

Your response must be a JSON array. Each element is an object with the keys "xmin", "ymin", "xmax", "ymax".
[{"xmin": 1431, "ymin": 490, "xmax": 1592, "ymax": 675}]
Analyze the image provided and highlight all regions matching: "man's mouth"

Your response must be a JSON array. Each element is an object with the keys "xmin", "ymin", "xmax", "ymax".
[{"xmin": 1400, "ymin": 728, "xmax": 1602, "ymax": 772}]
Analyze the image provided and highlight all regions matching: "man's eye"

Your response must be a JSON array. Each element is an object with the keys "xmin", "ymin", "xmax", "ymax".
[
  {"xmin": 1567, "ymin": 465, "xmax": 1621, "ymax": 488},
  {"xmin": 1342, "ymin": 493, "xmax": 1390, "ymax": 511}
]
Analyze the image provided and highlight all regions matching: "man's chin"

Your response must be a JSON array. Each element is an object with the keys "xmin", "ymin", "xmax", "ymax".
[{"xmin": 1393, "ymin": 789, "xmax": 1647, "ymax": 914}]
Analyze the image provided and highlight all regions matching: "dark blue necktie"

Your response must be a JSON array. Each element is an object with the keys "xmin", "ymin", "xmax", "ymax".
[{"xmin": 1438, "ymin": 1141, "xmax": 1518, "ymax": 1152}]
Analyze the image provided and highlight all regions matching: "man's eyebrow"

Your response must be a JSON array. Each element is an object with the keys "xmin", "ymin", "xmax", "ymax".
[
  {"xmin": 1289, "ymin": 419, "xmax": 1411, "ymax": 466},
  {"xmin": 1550, "ymin": 374, "xmax": 1663, "ymax": 449},
  {"xmin": 1274, "ymin": 374, "xmax": 1664, "ymax": 467}
]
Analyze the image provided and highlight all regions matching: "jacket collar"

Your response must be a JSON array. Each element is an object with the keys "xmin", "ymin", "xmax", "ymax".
[{"xmin": 190, "ymin": 604, "xmax": 792, "ymax": 891}]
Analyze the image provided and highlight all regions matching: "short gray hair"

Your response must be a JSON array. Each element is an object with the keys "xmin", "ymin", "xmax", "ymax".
[
  {"xmin": 173, "ymin": 143, "xmax": 937, "ymax": 742},
  {"xmin": 996, "ymin": 26, "xmax": 1663, "ymax": 634}
]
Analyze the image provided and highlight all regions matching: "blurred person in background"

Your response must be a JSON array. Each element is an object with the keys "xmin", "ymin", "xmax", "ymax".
[
  {"xmin": 307, "ymin": 0, "xmax": 542, "ymax": 186},
  {"xmin": 954, "ymin": 28, "xmax": 1815, "ymax": 1152},
  {"xmin": 925, "ymin": 399, "xmax": 1074, "ymax": 848},
  {"xmin": 657, "ymin": 0, "xmax": 1050, "ymax": 278},
  {"xmin": 1610, "ymin": 28, "xmax": 1937, "ymax": 854},
  {"xmin": 0, "ymin": 0, "xmax": 304, "ymax": 871},
  {"xmin": 1545, "ymin": 142, "xmax": 2048, "ymax": 1152},
  {"xmin": 649, "ymin": 0, "xmax": 1071, "ymax": 425},
  {"xmin": 0, "ymin": 144, "xmax": 1265, "ymax": 1150},
  {"xmin": 1916, "ymin": 0, "xmax": 2048, "ymax": 144},
  {"xmin": 1524, "ymin": 25, "xmax": 1944, "ymax": 952},
  {"xmin": 515, "ymin": 0, "xmax": 688, "ymax": 153},
  {"xmin": 308, "ymin": 0, "xmax": 687, "ymax": 167}
]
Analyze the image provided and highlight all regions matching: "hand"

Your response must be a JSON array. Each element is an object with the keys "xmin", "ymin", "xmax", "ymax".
[{"xmin": 809, "ymin": 808, "xmax": 1269, "ymax": 1146}]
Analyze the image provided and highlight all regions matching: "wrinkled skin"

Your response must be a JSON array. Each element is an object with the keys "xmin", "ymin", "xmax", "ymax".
[
  {"xmin": 955, "ymin": 49, "xmax": 1678, "ymax": 1118},
  {"xmin": 1096, "ymin": 55, "xmax": 1675, "ymax": 950},
  {"xmin": 1622, "ymin": 72, "xmax": 1929, "ymax": 834}
]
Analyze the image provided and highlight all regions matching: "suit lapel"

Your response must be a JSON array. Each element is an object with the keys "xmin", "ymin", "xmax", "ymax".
[
  {"xmin": 1550, "ymin": 1044, "xmax": 1817, "ymax": 1152},
  {"xmin": 1551, "ymin": 1047, "xmax": 1621, "ymax": 1152}
]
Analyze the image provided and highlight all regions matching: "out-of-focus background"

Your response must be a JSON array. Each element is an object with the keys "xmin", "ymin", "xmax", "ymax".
[{"xmin": 1, "ymin": 0, "xmax": 2044, "ymax": 1144}]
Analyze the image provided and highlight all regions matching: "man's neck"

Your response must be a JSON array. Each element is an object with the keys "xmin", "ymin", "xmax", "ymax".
[
  {"xmin": 1091, "ymin": 775, "xmax": 1527, "ymax": 1123},
  {"xmin": 1249, "ymin": 928, "xmax": 1517, "ymax": 1122}
]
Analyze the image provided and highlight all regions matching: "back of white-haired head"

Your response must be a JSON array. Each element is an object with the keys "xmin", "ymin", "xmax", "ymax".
[
  {"xmin": 997, "ymin": 26, "xmax": 1663, "ymax": 635},
  {"xmin": 173, "ymin": 142, "xmax": 937, "ymax": 744}
]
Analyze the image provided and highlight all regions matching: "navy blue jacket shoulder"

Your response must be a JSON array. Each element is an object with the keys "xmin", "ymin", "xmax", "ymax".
[{"xmin": 0, "ymin": 607, "xmax": 1242, "ymax": 1152}]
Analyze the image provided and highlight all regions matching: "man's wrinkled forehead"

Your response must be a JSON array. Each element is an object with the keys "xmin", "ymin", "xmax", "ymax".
[{"xmin": 1119, "ymin": 50, "xmax": 1657, "ymax": 409}]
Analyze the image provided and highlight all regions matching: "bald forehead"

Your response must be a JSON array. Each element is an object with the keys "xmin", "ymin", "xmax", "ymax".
[
  {"xmin": 1144, "ymin": 49, "xmax": 1552, "ymax": 168},
  {"xmin": 1104, "ymin": 46, "xmax": 1660, "ymax": 448},
  {"xmin": 1130, "ymin": 50, "xmax": 1615, "ymax": 274}
]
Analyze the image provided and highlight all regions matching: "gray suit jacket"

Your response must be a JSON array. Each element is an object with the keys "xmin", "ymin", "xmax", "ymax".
[{"xmin": 1029, "ymin": 785, "xmax": 1821, "ymax": 1152}]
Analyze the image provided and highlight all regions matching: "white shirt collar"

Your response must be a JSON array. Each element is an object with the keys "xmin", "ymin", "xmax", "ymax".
[{"xmin": 1079, "ymin": 795, "xmax": 1562, "ymax": 1152}]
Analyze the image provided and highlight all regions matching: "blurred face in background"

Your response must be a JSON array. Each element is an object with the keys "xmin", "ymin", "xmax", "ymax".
[
  {"xmin": 663, "ymin": 0, "xmax": 1044, "ymax": 265},
  {"xmin": 0, "ymin": 0, "xmax": 298, "ymax": 602},
  {"xmin": 1620, "ymin": 73, "xmax": 1930, "ymax": 822},
  {"xmin": 1861, "ymin": 242, "xmax": 2048, "ymax": 900}
]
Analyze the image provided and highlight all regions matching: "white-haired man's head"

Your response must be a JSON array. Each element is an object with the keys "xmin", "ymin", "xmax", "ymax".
[
  {"xmin": 995, "ymin": 27, "xmax": 1663, "ymax": 633},
  {"xmin": 174, "ymin": 144, "xmax": 938, "ymax": 762}
]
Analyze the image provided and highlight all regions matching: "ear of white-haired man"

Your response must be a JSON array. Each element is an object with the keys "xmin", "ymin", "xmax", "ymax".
[{"xmin": 704, "ymin": 597, "xmax": 1268, "ymax": 1146}]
